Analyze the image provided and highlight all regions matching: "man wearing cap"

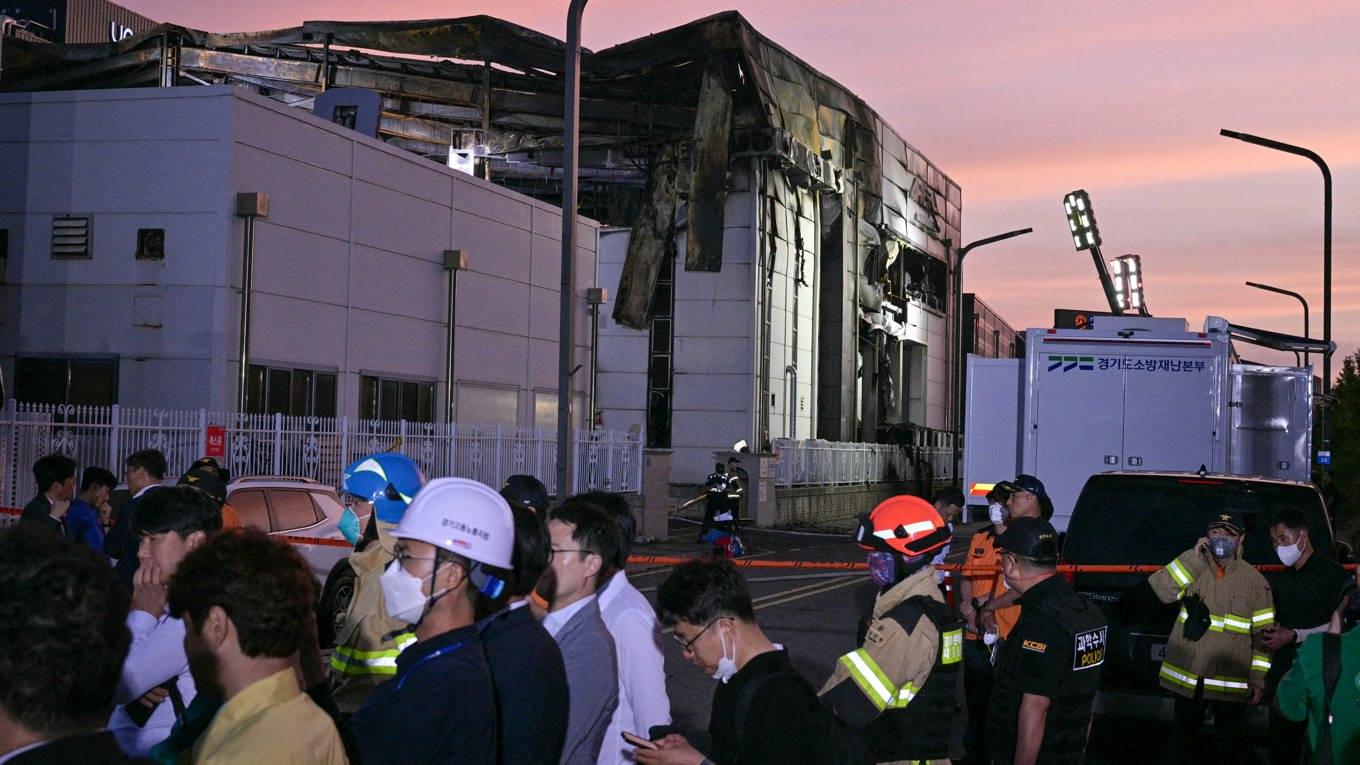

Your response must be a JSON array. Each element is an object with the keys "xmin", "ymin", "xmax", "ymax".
[
  {"xmin": 987, "ymin": 517, "xmax": 1106, "ymax": 765},
  {"xmin": 1149, "ymin": 510, "xmax": 1275, "ymax": 763},
  {"xmin": 958, "ymin": 475, "xmax": 1047, "ymax": 763},
  {"xmin": 350, "ymin": 477, "xmax": 511, "ymax": 764}
]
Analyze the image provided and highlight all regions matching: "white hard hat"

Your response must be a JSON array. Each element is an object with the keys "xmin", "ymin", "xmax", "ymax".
[{"xmin": 392, "ymin": 477, "xmax": 514, "ymax": 570}]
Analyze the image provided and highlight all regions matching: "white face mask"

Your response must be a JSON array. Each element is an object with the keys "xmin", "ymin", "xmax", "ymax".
[
  {"xmin": 1276, "ymin": 541, "xmax": 1303, "ymax": 567},
  {"xmin": 380, "ymin": 559, "xmax": 448, "ymax": 626},
  {"xmin": 988, "ymin": 502, "xmax": 1006, "ymax": 526},
  {"xmin": 712, "ymin": 626, "xmax": 739, "ymax": 684}
]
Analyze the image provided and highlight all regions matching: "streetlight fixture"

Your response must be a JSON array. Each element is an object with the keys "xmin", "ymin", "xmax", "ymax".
[
  {"xmin": 1063, "ymin": 189, "xmax": 1122, "ymax": 315},
  {"xmin": 1108, "ymin": 254, "xmax": 1149, "ymax": 316},
  {"xmin": 1220, "ymin": 129, "xmax": 1333, "ymax": 458},
  {"xmin": 1245, "ymin": 280, "xmax": 1309, "ymax": 368},
  {"xmin": 556, "ymin": 0, "xmax": 589, "ymax": 497},
  {"xmin": 952, "ymin": 226, "xmax": 1033, "ymax": 485}
]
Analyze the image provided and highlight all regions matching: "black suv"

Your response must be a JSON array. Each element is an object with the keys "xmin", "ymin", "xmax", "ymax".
[{"xmin": 1060, "ymin": 472, "xmax": 1335, "ymax": 697}]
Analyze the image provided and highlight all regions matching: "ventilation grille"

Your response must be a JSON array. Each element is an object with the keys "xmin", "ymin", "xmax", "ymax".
[{"xmin": 52, "ymin": 215, "xmax": 91, "ymax": 259}]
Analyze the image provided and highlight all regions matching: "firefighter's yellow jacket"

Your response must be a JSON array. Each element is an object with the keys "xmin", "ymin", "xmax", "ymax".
[
  {"xmin": 819, "ymin": 566, "xmax": 961, "ymax": 765},
  {"xmin": 1149, "ymin": 546, "xmax": 1275, "ymax": 702},
  {"xmin": 328, "ymin": 521, "xmax": 416, "ymax": 713}
]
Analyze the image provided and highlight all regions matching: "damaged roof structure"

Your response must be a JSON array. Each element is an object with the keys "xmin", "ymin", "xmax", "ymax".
[{"xmin": 3, "ymin": 11, "xmax": 964, "ymax": 462}]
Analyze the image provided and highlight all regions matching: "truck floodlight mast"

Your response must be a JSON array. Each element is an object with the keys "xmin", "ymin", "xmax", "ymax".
[{"xmin": 1063, "ymin": 190, "xmax": 1124, "ymax": 316}]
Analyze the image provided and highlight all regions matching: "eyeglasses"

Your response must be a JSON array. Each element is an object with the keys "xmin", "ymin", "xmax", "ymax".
[
  {"xmin": 393, "ymin": 548, "xmax": 439, "ymax": 567},
  {"xmin": 673, "ymin": 618, "xmax": 724, "ymax": 652}
]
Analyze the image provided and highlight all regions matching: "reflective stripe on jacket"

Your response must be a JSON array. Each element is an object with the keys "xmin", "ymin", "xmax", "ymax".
[
  {"xmin": 820, "ymin": 566, "xmax": 961, "ymax": 764},
  {"xmin": 1149, "ymin": 547, "xmax": 1275, "ymax": 702}
]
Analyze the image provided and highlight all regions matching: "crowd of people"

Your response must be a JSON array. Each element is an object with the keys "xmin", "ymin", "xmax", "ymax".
[{"xmin": 3, "ymin": 450, "xmax": 1359, "ymax": 764}]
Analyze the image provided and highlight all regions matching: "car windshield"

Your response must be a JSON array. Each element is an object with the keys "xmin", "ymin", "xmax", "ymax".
[{"xmin": 1062, "ymin": 475, "xmax": 1332, "ymax": 566}]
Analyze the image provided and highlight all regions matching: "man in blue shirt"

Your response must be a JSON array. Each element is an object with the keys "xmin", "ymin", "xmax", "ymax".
[{"xmin": 67, "ymin": 467, "xmax": 116, "ymax": 556}]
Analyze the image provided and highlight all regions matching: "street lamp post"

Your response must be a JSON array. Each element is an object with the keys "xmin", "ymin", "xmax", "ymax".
[
  {"xmin": 952, "ymin": 227, "xmax": 1033, "ymax": 486},
  {"xmin": 1220, "ymin": 129, "xmax": 1332, "ymax": 457},
  {"xmin": 1245, "ymin": 281, "xmax": 1310, "ymax": 368},
  {"xmin": 556, "ymin": 0, "xmax": 589, "ymax": 498}
]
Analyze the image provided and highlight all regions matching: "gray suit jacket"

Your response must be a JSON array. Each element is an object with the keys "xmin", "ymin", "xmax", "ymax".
[{"xmin": 551, "ymin": 596, "xmax": 619, "ymax": 765}]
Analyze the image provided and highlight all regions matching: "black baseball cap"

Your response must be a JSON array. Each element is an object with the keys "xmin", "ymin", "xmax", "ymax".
[
  {"xmin": 501, "ymin": 474, "xmax": 550, "ymax": 513},
  {"xmin": 994, "ymin": 516, "xmax": 1060, "ymax": 564},
  {"xmin": 1208, "ymin": 510, "xmax": 1245, "ymax": 535},
  {"xmin": 178, "ymin": 468, "xmax": 226, "ymax": 505},
  {"xmin": 995, "ymin": 474, "xmax": 1054, "ymax": 520}
]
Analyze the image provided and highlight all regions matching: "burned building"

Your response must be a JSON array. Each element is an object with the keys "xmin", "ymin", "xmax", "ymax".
[{"xmin": 1, "ymin": 12, "xmax": 962, "ymax": 483}]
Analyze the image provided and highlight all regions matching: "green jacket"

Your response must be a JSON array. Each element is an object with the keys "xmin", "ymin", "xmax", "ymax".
[{"xmin": 1276, "ymin": 629, "xmax": 1360, "ymax": 763}]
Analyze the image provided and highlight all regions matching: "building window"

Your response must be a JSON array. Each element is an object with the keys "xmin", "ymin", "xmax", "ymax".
[
  {"xmin": 245, "ymin": 364, "xmax": 336, "ymax": 417},
  {"xmin": 0, "ymin": 228, "xmax": 9, "ymax": 284},
  {"xmin": 135, "ymin": 228, "xmax": 165, "ymax": 260},
  {"xmin": 51, "ymin": 215, "xmax": 91, "ymax": 259},
  {"xmin": 359, "ymin": 375, "xmax": 434, "ymax": 423},
  {"xmin": 14, "ymin": 356, "xmax": 118, "ymax": 406}
]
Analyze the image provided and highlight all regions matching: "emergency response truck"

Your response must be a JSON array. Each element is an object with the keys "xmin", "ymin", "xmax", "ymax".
[{"xmin": 962, "ymin": 315, "xmax": 1314, "ymax": 530}]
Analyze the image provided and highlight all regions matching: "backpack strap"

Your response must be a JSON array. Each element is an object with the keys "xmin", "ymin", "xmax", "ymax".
[{"xmin": 1316, "ymin": 633, "xmax": 1342, "ymax": 765}]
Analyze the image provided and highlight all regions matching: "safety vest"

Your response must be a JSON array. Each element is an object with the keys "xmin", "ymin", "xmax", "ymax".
[
  {"xmin": 859, "ymin": 596, "xmax": 962, "ymax": 762},
  {"xmin": 989, "ymin": 577, "xmax": 1106, "ymax": 763}
]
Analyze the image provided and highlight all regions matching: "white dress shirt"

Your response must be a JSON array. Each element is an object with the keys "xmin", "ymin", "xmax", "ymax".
[
  {"xmin": 107, "ymin": 608, "xmax": 198, "ymax": 757},
  {"xmin": 597, "ymin": 571, "xmax": 671, "ymax": 764}
]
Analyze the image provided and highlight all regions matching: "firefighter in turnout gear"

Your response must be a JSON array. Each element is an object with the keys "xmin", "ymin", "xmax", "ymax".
[
  {"xmin": 1148, "ymin": 510, "xmax": 1276, "ymax": 763},
  {"xmin": 820, "ymin": 495, "xmax": 962, "ymax": 764},
  {"xmin": 328, "ymin": 453, "xmax": 426, "ymax": 712}
]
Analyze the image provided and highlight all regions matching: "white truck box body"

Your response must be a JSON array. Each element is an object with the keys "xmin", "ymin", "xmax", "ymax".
[
  {"xmin": 1023, "ymin": 327, "xmax": 1231, "ymax": 529},
  {"xmin": 961, "ymin": 357, "xmax": 1023, "ymax": 517}
]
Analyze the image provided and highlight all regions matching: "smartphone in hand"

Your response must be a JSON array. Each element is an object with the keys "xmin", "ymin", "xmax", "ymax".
[{"xmin": 621, "ymin": 732, "xmax": 659, "ymax": 750}]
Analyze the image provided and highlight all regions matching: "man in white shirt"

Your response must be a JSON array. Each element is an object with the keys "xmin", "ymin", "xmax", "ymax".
[
  {"xmin": 107, "ymin": 485, "xmax": 222, "ymax": 757},
  {"xmin": 545, "ymin": 503, "xmax": 620, "ymax": 765},
  {"xmin": 567, "ymin": 493, "xmax": 671, "ymax": 764}
]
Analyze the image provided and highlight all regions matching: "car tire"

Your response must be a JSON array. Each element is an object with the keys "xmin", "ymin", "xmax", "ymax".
[{"xmin": 317, "ymin": 561, "xmax": 357, "ymax": 649}]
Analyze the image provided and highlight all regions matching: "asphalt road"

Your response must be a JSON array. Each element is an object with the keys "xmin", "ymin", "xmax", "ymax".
[{"xmin": 626, "ymin": 518, "xmax": 1272, "ymax": 764}]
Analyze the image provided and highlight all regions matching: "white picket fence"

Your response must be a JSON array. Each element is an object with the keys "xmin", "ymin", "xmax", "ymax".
[
  {"xmin": 0, "ymin": 400, "xmax": 643, "ymax": 508},
  {"xmin": 773, "ymin": 432, "xmax": 953, "ymax": 487}
]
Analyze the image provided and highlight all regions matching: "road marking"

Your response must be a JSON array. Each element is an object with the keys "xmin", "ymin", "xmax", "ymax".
[
  {"xmin": 754, "ymin": 576, "xmax": 861, "ymax": 611},
  {"xmin": 751, "ymin": 575, "xmax": 856, "ymax": 606},
  {"xmin": 660, "ymin": 575, "xmax": 862, "ymax": 634}
]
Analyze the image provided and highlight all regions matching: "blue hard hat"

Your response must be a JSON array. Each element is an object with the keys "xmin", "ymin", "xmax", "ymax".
[{"xmin": 341, "ymin": 453, "xmax": 425, "ymax": 525}]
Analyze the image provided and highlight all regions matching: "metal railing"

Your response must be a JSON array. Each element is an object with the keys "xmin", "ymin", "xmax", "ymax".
[
  {"xmin": 773, "ymin": 432, "xmax": 953, "ymax": 487},
  {"xmin": 0, "ymin": 400, "xmax": 643, "ymax": 508}
]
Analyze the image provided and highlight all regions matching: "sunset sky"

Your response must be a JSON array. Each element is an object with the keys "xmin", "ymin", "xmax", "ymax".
[{"xmin": 135, "ymin": 0, "xmax": 1360, "ymax": 374}]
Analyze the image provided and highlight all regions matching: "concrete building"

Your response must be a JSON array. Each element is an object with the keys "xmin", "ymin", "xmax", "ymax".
[
  {"xmin": 1, "ymin": 13, "xmax": 962, "ymax": 485},
  {"xmin": 0, "ymin": 86, "xmax": 597, "ymax": 427},
  {"xmin": 963, "ymin": 293, "xmax": 1024, "ymax": 361}
]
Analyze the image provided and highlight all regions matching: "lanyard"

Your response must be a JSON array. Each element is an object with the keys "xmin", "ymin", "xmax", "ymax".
[{"xmin": 396, "ymin": 641, "xmax": 466, "ymax": 690}]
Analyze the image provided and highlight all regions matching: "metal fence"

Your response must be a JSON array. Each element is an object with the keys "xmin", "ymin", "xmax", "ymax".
[
  {"xmin": 0, "ymin": 400, "xmax": 643, "ymax": 508},
  {"xmin": 773, "ymin": 431, "xmax": 953, "ymax": 487}
]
